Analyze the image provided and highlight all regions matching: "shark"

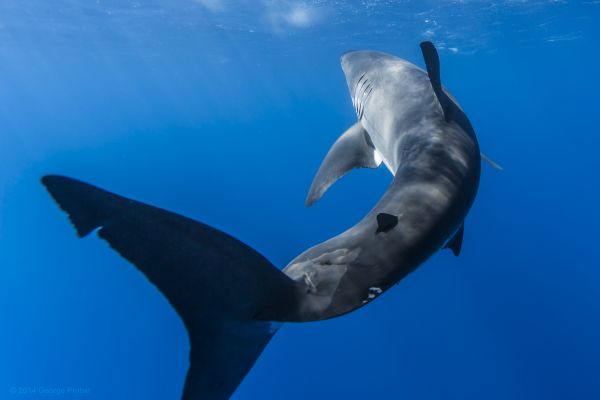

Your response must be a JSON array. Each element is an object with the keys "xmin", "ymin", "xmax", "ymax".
[{"xmin": 42, "ymin": 42, "xmax": 496, "ymax": 399}]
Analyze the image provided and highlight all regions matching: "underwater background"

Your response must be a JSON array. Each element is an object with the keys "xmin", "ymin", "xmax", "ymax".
[{"xmin": 1, "ymin": 1, "xmax": 600, "ymax": 399}]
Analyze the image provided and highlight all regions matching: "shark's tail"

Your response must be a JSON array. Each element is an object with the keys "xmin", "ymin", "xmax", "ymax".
[{"xmin": 41, "ymin": 175, "xmax": 300, "ymax": 400}]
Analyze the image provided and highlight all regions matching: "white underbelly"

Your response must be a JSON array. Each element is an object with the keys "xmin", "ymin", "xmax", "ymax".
[{"xmin": 362, "ymin": 117, "xmax": 398, "ymax": 176}]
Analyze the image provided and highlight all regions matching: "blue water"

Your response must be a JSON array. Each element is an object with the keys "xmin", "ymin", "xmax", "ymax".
[{"xmin": 1, "ymin": 1, "xmax": 600, "ymax": 399}]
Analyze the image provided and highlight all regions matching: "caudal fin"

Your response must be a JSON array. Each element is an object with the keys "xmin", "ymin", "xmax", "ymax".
[{"xmin": 42, "ymin": 175, "xmax": 299, "ymax": 399}]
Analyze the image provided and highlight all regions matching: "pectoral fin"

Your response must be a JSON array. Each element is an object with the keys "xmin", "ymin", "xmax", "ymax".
[
  {"xmin": 481, "ymin": 152, "xmax": 503, "ymax": 171},
  {"xmin": 420, "ymin": 41, "xmax": 479, "ymax": 141},
  {"xmin": 443, "ymin": 224, "xmax": 464, "ymax": 257},
  {"xmin": 305, "ymin": 122, "xmax": 381, "ymax": 206},
  {"xmin": 420, "ymin": 41, "xmax": 453, "ymax": 122}
]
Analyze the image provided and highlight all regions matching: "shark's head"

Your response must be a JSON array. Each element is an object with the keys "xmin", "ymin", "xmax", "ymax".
[
  {"xmin": 340, "ymin": 51, "xmax": 394, "ymax": 118},
  {"xmin": 341, "ymin": 51, "xmax": 393, "ymax": 87},
  {"xmin": 341, "ymin": 51, "xmax": 377, "ymax": 93}
]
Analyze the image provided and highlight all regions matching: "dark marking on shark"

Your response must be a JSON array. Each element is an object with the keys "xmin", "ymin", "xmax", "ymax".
[{"xmin": 376, "ymin": 213, "xmax": 398, "ymax": 234}]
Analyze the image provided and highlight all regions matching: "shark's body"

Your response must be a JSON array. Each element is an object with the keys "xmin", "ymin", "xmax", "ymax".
[
  {"xmin": 283, "ymin": 47, "xmax": 481, "ymax": 320},
  {"xmin": 42, "ymin": 43, "xmax": 485, "ymax": 399}
]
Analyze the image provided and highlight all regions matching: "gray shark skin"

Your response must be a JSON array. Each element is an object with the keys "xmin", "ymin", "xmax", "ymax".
[
  {"xmin": 41, "ymin": 42, "xmax": 482, "ymax": 399},
  {"xmin": 285, "ymin": 44, "xmax": 481, "ymax": 321}
]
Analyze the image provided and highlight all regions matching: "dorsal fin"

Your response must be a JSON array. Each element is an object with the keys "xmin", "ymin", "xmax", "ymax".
[
  {"xmin": 443, "ymin": 224, "xmax": 464, "ymax": 257},
  {"xmin": 420, "ymin": 41, "xmax": 452, "ymax": 122}
]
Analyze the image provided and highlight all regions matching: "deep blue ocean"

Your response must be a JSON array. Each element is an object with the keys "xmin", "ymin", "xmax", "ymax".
[{"xmin": 1, "ymin": 1, "xmax": 600, "ymax": 399}]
